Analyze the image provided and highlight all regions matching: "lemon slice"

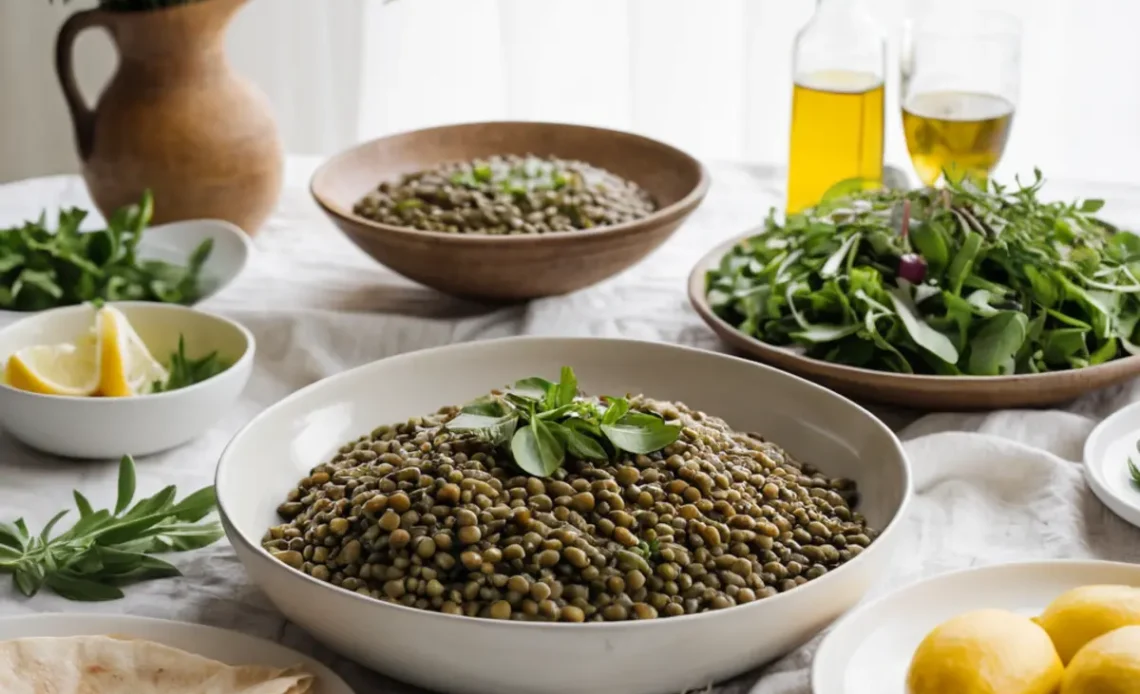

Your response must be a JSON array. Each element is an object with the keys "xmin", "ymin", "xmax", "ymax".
[
  {"xmin": 4, "ymin": 335, "xmax": 100, "ymax": 396},
  {"xmin": 97, "ymin": 306, "xmax": 168, "ymax": 397}
]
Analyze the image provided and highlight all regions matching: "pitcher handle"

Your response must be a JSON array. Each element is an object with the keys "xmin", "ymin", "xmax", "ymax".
[{"xmin": 55, "ymin": 9, "xmax": 109, "ymax": 161}]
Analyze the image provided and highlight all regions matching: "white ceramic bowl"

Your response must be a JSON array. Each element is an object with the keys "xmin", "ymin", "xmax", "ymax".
[
  {"xmin": 0, "ymin": 301, "xmax": 254, "ymax": 458},
  {"xmin": 216, "ymin": 337, "xmax": 911, "ymax": 694},
  {"xmin": 811, "ymin": 560, "xmax": 1140, "ymax": 694},
  {"xmin": 0, "ymin": 218, "xmax": 251, "ymax": 323}
]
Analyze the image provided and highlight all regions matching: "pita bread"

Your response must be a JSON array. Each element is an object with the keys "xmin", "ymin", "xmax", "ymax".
[{"xmin": 0, "ymin": 635, "xmax": 315, "ymax": 694}]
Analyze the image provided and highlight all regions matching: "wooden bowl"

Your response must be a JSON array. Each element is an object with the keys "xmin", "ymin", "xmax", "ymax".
[
  {"xmin": 689, "ymin": 232, "xmax": 1140, "ymax": 411},
  {"xmin": 311, "ymin": 122, "xmax": 709, "ymax": 301}
]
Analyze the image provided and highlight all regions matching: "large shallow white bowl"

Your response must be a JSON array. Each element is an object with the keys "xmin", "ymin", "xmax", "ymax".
[
  {"xmin": 217, "ymin": 337, "xmax": 912, "ymax": 694},
  {"xmin": 811, "ymin": 560, "xmax": 1140, "ymax": 694},
  {"xmin": 0, "ymin": 218, "xmax": 251, "ymax": 323},
  {"xmin": 0, "ymin": 301, "xmax": 254, "ymax": 458},
  {"xmin": 0, "ymin": 613, "xmax": 353, "ymax": 694}
]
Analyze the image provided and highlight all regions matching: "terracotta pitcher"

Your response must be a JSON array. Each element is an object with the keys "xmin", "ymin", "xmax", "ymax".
[{"xmin": 55, "ymin": 0, "xmax": 283, "ymax": 234}]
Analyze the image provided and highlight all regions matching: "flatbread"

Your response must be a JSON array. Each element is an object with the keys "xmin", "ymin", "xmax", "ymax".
[{"xmin": 0, "ymin": 635, "xmax": 315, "ymax": 694}]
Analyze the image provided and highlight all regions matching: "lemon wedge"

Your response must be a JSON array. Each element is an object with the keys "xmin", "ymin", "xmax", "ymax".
[
  {"xmin": 4, "ymin": 335, "xmax": 100, "ymax": 396},
  {"xmin": 97, "ymin": 305, "xmax": 168, "ymax": 397}
]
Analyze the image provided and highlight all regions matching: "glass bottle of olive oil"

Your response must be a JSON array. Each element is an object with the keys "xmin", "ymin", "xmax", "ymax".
[{"xmin": 786, "ymin": 0, "xmax": 887, "ymax": 214}]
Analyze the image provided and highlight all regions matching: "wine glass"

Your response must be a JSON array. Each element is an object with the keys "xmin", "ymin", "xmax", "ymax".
[{"xmin": 900, "ymin": 8, "xmax": 1022, "ymax": 187}]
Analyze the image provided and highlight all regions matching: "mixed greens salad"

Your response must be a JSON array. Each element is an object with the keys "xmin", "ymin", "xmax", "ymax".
[{"xmin": 706, "ymin": 172, "xmax": 1140, "ymax": 376}]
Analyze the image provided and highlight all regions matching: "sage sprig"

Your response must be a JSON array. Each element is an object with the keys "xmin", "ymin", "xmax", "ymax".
[
  {"xmin": 444, "ymin": 367, "xmax": 681, "ymax": 478},
  {"xmin": 0, "ymin": 455, "xmax": 223, "ymax": 601}
]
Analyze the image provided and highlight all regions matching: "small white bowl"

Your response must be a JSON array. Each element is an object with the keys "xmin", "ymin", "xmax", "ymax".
[
  {"xmin": 0, "ymin": 301, "xmax": 254, "ymax": 459},
  {"xmin": 217, "ymin": 337, "xmax": 911, "ymax": 694},
  {"xmin": 1083, "ymin": 401, "xmax": 1140, "ymax": 530},
  {"xmin": 0, "ymin": 218, "xmax": 252, "ymax": 322},
  {"xmin": 811, "ymin": 560, "xmax": 1140, "ymax": 694}
]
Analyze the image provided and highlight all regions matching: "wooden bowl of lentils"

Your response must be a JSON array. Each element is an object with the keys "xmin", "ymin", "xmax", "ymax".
[{"xmin": 310, "ymin": 122, "xmax": 710, "ymax": 300}]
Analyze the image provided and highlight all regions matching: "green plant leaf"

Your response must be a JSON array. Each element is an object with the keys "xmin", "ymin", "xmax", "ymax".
[
  {"xmin": 947, "ymin": 232, "xmax": 983, "ymax": 295},
  {"xmin": 511, "ymin": 377, "xmax": 555, "ymax": 400},
  {"xmin": 967, "ymin": 312, "xmax": 1028, "ymax": 376},
  {"xmin": 44, "ymin": 572, "xmax": 125, "ymax": 601},
  {"xmin": 460, "ymin": 395, "xmax": 511, "ymax": 417},
  {"xmin": 547, "ymin": 421, "xmax": 608, "ymax": 461},
  {"xmin": 444, "ymin": 412, "xmax": 519, "ymax": 447},
  {"xmin": 73, "ymin": 491, "xmax": 94, "ymax": 518},
  {"xmin": 601, "ymin": 397, "xmax": 630, "ymax": 426},
  {"xmin": 601, "ymin": 413, "xmax": 681, "ymax": 455},
  {"xmin": 510, "ymin": 421, "xmax": 564, "ymax": 477},
  {"xmin": 554, "ymin": 366, "xmax": 578, "ymax": 409},
  {"xmin": 114, "ymin": 455, "xmax": 137, "ymax": 516},
  {"xmin": 887, "ymin": 287, "xmax": 960, "ymax": 365}
]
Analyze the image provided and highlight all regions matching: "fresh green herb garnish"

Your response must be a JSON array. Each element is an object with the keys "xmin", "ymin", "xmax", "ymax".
[
  {"xmin": 707, "ymin": 170, "xmax": 1140, "ymax": 375},
  {"xmin": 151, "ymin": 335, "xmax": 232, "ymax": 393},
  {"xmin": 0, "ymin": 190, "xmax": 213, "ymax": 312},
  {"xmin": 0, "ymin": 455, "xmax": 222, "ymax": 601},
  {"xmin": 444, "ymin": 367, "xmax": 681, "ymax": 478}
]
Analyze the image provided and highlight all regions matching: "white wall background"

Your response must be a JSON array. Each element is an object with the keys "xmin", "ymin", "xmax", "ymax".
[{"xmin": 2, "ymin": 0, "xmax": 1139, "ymax": 187}]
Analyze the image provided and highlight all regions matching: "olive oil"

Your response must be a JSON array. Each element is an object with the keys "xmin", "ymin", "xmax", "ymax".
[
  {"xmin": 786, "ymin": 70, "xmax": 885, "ymax": 214},
  {"xmin": 902, "ymin": 90, "xmax": 1015, "ymax": 187}
]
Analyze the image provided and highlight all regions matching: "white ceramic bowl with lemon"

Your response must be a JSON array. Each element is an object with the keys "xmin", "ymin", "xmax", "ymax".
[{"xmin": 0, "ymin": 302, "xmax": 253, "ymax": 458}]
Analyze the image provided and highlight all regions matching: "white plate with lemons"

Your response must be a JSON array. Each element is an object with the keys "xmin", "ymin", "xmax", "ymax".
[
  {"xmin": 0, "ymin": 301, "xmax": 253, "ymax": 458},
  {"xmin": 811, "ymin": 560, "xmax": 1140, "ymax": 694}
]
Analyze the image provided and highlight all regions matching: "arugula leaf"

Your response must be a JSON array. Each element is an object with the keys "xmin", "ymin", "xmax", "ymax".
[{"xmin": 704, "ymin": 172, "xmax": 1140, "ymax": 377}]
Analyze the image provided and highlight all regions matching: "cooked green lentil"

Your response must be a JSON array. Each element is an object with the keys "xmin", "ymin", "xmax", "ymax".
[
  {"xmin": 262, "ymin": 392, "xmax": 877, "ymax": 622},
  {"xmin": 352, "ymin": 154, "xmax": 657, "ymax": 234}
]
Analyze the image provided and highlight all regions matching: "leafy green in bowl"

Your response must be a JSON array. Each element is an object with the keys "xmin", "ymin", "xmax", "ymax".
[
  {"xmin": 706, "ymin": 172, "xmax": 1140, "ymax": 376},
  {"xmin": 0, "ymin": 191, "xmax": 212, "ymax": 312}
]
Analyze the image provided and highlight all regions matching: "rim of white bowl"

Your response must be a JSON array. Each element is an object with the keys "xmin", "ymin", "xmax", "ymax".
[
  {"xmin": 809, "ymin": 558, "xmax": 1140, "ymax": 690},
  {"xmin": 0, "ymin": 301, "xmax": 255, "ymax": 402},
  {"xmin": 216, "ymin": 336, "xmax": 914, "ymax": 631}
]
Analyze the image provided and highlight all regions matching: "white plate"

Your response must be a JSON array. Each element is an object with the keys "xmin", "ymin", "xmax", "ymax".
[
  {"xmin": 217, "ymin": 336, "xmax": 912, "ymax": 694},
  {"xmin": 0, "ymin": 218, "xmax": 251, "ymax": 323},
  {"xmin": 0, "ymin": 613, "xmax": 353, "ymax": 694},
  {"xmin": 811, "ymin": 560, "xmax": 1140, "ymax": 694},
  {"xmin": 1083, "ymin": 401, "xmax": 1140, "ymax": 529}
]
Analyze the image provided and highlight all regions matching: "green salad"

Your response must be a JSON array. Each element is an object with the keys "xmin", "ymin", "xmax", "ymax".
[{"xmin": 706, "ymin": 171, "xmax": 1140, "ymax": 376}]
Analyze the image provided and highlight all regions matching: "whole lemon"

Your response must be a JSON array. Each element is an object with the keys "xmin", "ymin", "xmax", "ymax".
[
  {"xmin": 906, "ymin": 609, "xmax": 1063, "ymax": 694},
  {"xmin": 1034, "ymin": 585, "xmax": 1140, "ymax": 664},
  {"xmin": 1062, "ymin": 625, "xmax": 1140, "ymax": 693}
]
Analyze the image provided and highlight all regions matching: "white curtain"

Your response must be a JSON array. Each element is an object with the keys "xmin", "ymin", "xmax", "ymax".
[{"xmin": 2, "ymin": 0, "xmax": 1140, "ymax": 187}]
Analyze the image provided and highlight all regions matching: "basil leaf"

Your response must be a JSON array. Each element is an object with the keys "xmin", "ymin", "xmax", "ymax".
[
  {"xmin": 114, "ymin": 455, "xmax": 137, "ymax": 516},
  {"xmin": 38, "ymin": 510, "xmax": 70, "ymax": 542},
  {"xmin": 460, "ymin": 395, "xmax": 512, "ymax": 417},
  {"xmin": 547, "ymin": 421, "xmax": 608, "ymax": 461},
  {"xmin": 511, "ymin": 377, "xmax": 555, "ymax": 400},
  {"xmin": 445, "ymin": 412, "xmax": 519, "ymax": 447},
  {"xmin": 510, "ymin": 421, "xmax": 564, "ymax": 477},
  {"xmin": 601, "ymin": 413, "xmax": 681, "ymax": 455},
  {"xmin": 554, "ymin": 366, "xmax": 578, "ymax": 409},
  {"xmin": 601, "ymin": 397, "xmax": 630, "ymax": 426},
  {"xmin": 0, "ymin": 522, "xmax": 25, "ymax": 550}
]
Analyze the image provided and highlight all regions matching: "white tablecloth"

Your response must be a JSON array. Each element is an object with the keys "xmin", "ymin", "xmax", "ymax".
[{"xmin": 4, "ymin": 158, "xmax": 1140, "ymax": 694}]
